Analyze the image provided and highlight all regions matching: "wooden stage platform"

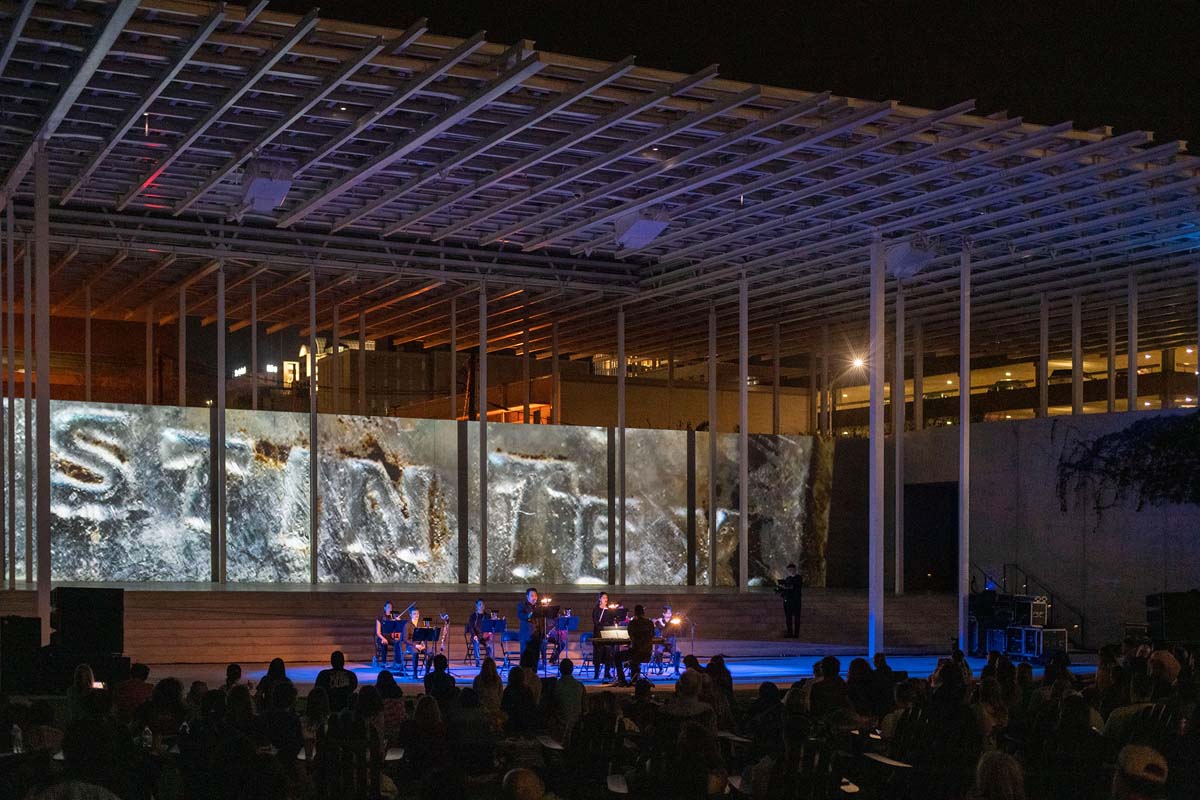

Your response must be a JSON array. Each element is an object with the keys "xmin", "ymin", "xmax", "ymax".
[{"xmin": 0, "ymin": 585, "xmax": 956, "ymax": 666}]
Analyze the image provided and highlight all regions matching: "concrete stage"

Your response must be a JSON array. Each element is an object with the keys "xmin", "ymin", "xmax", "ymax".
[{"xmin": 153, "ymin": 648, "xmax": 1097, "ymax": 694}]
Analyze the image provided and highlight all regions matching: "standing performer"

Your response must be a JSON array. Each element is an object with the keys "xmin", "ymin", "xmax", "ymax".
[
  {"xmin": 374, "ymin": 600, "xmax": 396, "ymax": 666},
  {"xmin": 776, "ymin": 563, "xmax": 803, "ymax": 638},
  {"xmin": 466, "ymin": 598, "xmax": 492, "ymax": 666},
  {"xmin": 591, "ymin": 592, "xmax": 615, "ymax": 681},
  {"xmin": 614, "ymin": 605, "xmax": 656, "ymax": 686},
  {"xmin": 517, "ymin": 587, "xmax": 543, "ymax": 667}
]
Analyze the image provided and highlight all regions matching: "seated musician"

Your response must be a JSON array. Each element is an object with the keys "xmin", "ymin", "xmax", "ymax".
[
  {"xmin": 545, "ymin": 608, "xmax": 570, "ymax": 666},
  {"xmin": 402, "ymin": 607, "xmax": 430, "ymax": 679},
  {"xmin": 614, "ymin": 605, "xmax": 656, "ymax": 687},
  {"xmin": 591, "ymin": 592, "xmax": 615, "ymax": 681},
  {"xmin": 375, "ymin": 601, "xmax": 397, "ymax": 666},
  {"xmin": 466, "ymin": 598, "xmax": 492, "ymax": 666},
  {"xmin": 652, "ymin": 605, "xmax": 683, "ymax": 676}
]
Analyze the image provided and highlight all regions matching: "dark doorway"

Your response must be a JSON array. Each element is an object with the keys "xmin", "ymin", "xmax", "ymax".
[{"xmin": 904, "ymin": 482, "xmax": 958, "ymax": 592}]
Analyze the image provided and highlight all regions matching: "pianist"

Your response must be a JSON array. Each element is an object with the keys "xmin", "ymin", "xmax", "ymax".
[
  {"xmin": 591, "ymin": 592, "xmax": 616, "ymax": 681},
  {"xmin": 613, "ymin": 605, "xmax": 656, "ymax": 687}
]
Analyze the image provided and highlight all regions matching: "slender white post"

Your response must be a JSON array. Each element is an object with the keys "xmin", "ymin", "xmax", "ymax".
[
  {"xmin": 958, "ymin": 245, "xmax": 972, "ymax": 652},
  {"xmin": 478, "ymin": 281, "xmax": 488, "ymax": 585},
  {"xmin": 893, "ymin": 280, "xmax": 905, "ymax": 596},
  {"xmin": 216, "ymin": 265, "xmax": 226, "ymax": 582},
  {"xmin": 523, "ymin": 295, "xmax": 531, "ymax": 423},
  {"xmin": 1038, "ymin": 294, "xmax": 1049, "ymax": 417},
  {"xmin": 551, "ymin": 321, "xmax": 560, "ymax": 424},
  {"xmin": 772, "ymin": 322, "xmax": 781, "ymax": 434},
  {"xmin": 449, "ymin": 297, "xmax": 457, "ymax": 419},
  {"xmin": 737, "ymin": 275, "xmax": 749, "ymax": 590},
  {"xmin": 913, "ymin": 321, "xmax": 924, "ymax": 431},
  {"xmin": 145, "ymin": 306, "xmax": 154, "ymax": 404},
  {"xmin": 1128, "ymin": 271, "xmax": 1138, "ymax": 410},
  {"xmin": 3, "ymin": 205, "xmax": 10, "ymax": 589},
  {"xmin": 617, "ymin": 306, "xmax": 627, "ymax": 585},
  {"xmin": 34, "ymin": 144, "xmax": 51, "ymax": 643},
  {"xmin": 867, "ymin": 238, "xmax": 885, "ymax": 655},
  {"xmin": 357, "ymin": 311, "xmax": 366, "ymax": 415},
  {"xmin": 707, "ymin": 303, "xmax": 717, "ymax": 585},
  {"xmin": 23, "ymin": 240, "xmax": 32, "ymax": 586},
  {"xmin": 330, "ymin": 304, "xmax": 339, "ymax": 414},
  {"xmin": 820, "ymin": 325, "xmax": 830, "ymax": 434},
  {"xmin": 250, "ymin": 277, "xmax": 257, "ymax": 410},
  {"xmin": 1107, "ymin": 306, "xmax": 1117, "ymax": 413},
  {"xmin": 83, "ymin": 284, "xmax": 91, "ymax": 402},
  {"xmin": 1072, "ymin": 294, "xmax": 1083, "ymax": 414},
  {"xmin": 808, "ymin": 350, "xmax": 817, "ymax": 434},
  {"xmin": 178, "ymin": 287, "xmax": 187, "ymax": 406},
  {"xmin": 308, "ymin": 268, "xmax": 318, "ymax": 584}
]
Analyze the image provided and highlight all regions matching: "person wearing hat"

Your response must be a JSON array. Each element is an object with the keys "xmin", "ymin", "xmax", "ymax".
[{"xmin": 1111, "ymin": 745, "xmax": 1168, "ymax": 800}]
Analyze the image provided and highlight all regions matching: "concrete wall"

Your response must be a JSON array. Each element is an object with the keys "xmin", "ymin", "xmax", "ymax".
[{"xmin": 900, "ymin": 410, "xmax": 1200, "ymax": 646}]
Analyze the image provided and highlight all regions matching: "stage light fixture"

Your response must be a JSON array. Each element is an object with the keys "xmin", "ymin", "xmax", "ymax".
[{"xmin": 851, "ymin": 357, "xmax": 864, "ymax": 368}]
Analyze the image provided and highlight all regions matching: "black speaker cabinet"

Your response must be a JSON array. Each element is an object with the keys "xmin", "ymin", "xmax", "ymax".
[
  {"xmin": 1, "ymin": 616, "xmax": 41, "ymax": 693},
  {"xmin": 50, "ymin": 587, "xmax": 124, "ymax": 654}
]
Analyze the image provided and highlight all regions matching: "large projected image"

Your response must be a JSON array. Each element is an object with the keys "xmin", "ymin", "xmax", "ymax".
[
  {"xmin": 480, "ymin": 422, "xmax": 610, "ymax": 585},
  {"xmin": 318, "ymin": 415, "xmax": 459, "ymax": 583},
  {"xmin": 625, "ymin": 428, "xmax": 690, "ymax": 585},
  {"xmin": 226, "ymin": 409, "xmax": 310, "ymax": 582},
  {"xmin": 46, "ymin": 401, "xmax": 211, "ymax": 581}
]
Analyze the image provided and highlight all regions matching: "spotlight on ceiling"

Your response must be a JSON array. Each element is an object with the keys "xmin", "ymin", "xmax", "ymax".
[
  {"xmin": 614, "ymin": 208, "xmax": 671, "ymax": 250},
  {"xmin": 885, "ymin": 236, "xmax": 937, "ymax": 279}
]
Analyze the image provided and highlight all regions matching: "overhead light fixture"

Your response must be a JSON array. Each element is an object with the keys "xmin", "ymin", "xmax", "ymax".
[
  {"xmin": 885, "ymin": 236, "xmax": 936, "ymax": 279},
  {"xmin": 613, "ymin": 208, "xmax": 670, "ymax": 249}
]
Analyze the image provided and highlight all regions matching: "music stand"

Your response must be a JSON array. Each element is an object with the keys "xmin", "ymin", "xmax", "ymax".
[
  {"xmin": 410, "ymin": 627, "xmax": 440, "ymax": 678},
  {"xmin": 477, "ymin": 617, "xmax": 504, "ymax": 664},
  {"xmin": 532, "ymin": 605, "xmax": 561, "ymax": 676}
]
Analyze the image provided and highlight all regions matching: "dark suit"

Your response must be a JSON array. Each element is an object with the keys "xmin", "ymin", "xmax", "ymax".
[
  {"xmin": 467, "ymin": 611, "xmax": 492, "ymax": 665},
  {"xmin": 517, "ymin": 601, "xmax": 542, "ymax": 664},
  {"xmin": 778, "ymin": 573, "xmax": 803, "ymax": 637},
  {"xmin": 616, "ymin": 616, "xmax": 656, "ymax": 682}
]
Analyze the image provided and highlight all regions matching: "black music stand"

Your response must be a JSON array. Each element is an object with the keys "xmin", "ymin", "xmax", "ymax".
[
  {"xmin": 410, "ymin": 627, "xmax": 440, "ymax": 679},
  {"xmin": 476, "ymin": 617, "xmax": 505, "ymax": 665},
  {"xmin": 532, "ymin": 605, "xmax": 561, "ymax": 676}
]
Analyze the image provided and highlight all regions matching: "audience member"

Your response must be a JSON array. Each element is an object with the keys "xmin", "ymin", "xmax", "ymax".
[
  {"xmin": 65, "ymin": 664, "xmax": 96, "ymax": 725},
  {"xmin": 809, "ymin": 656, "xmax": 849, "ymax": 716},
  {"xmin": 970, "ymin": 750, "xmax": 1026, "ymax": 800},
  {"xmin": 474, "ymin": 656, "xmax": 504, "ymax": 714},
  {"xmin": 424, "ymin": 653, "xmax": 458, "ymax": 711},
  {"xmin": 112, "ymin": 663, "xmax": 153, "ymax": 723},
  {"xmin": 254, "ymin": 658, "xmax": 289, "ymax": 712},
  {"xmin": 314, "ymin": 650, "xmax": 358, "ymax": 712},
  {"xmin": 502, "ymin": 666, "xmax": 539, "ymax": 735},
  {"xmin": 551, "ymin": 658, "xmax": 587, "ymax": 742}
]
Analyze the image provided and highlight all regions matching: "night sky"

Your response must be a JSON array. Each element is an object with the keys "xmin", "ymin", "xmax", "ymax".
[{"xmin": 274, "ymin": 1, "xmax": 1200, "ymax": 146}]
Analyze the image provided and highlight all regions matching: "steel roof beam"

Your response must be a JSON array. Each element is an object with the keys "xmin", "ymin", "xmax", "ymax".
[
  {"xmin": 60, "ymin": 4, "xmax": 227, "ymax": 205},
  {"xmin": 50, "ymin": 250, "xmax": 127, "ymax": 314},
  {"xmin": 0, "ymin": 0, "xmax": 36, "ymax": 79}
]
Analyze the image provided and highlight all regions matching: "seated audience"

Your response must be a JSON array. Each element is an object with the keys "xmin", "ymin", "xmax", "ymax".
[
  {"xmin": 314, "ymin": 650, "xmax": 358, "ymax": 712},
  {"xmin": 112, "ymin": 663, "xmax": 153, "ymax": 723}
]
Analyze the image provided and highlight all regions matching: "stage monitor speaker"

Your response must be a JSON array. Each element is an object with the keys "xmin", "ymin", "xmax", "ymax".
[
  {"xmin": 986, "ymin": 628, "xmax": 1008, "ymax": 655},
  {"xmin": 1, "ymin": 616, "xmax": 41, "ymax": 693},
  {"xmin": 50, "ymin": 587, "xmax": 124, "ymax": 654}
]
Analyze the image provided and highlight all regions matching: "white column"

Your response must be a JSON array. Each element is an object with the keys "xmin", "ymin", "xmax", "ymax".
[
  {"xmin": 893, "ymin": 280, "xmax": 905, "ymax": 596},
  {"xmin": 1128, "ymin": 271, "xmax": 1138, "ymax": 410},
  {"xmin": 958, "ymin": 245, "xmax": 972, "ymax": 652},
  {"xmin": 357, "ymin": 311, "xmax": 366, "ymax": 415},
  {"xmin": 1107, "ymin": 306, "xmax": 1117, "ymax": 413},
  {"xmin": 34, "ymin": 144, "xmax": 51, "ymax": 644},
  {"xmin": 707, "ymin": 303, "xmax": 718, "ymax": 586},
  {"xmin": 449, "ymin": 297, "xmax": 457, "ymax": 419},
  {"xmin": 523, "ymin": 296, "xmax": 531, "ymax": 423},
  {"xmin": 250, "ymin": 278, "xmax": 257, "ymax": 411},
  {"xmin": 23, "ymin": 236, "xmax": 33, "ymax": 586},
  {"xmin": 820, "ymin": 325, "xmax": 830, "ymax": 434},
  {"xmin": 807, "ymin": 350, "xmax": 817, "ymax": 434},
  {"xmin": 737, "ymin": 275, "xmax": 749, "ymax": 590},
  {"xmin": 772, "ymin": 322, "xmax": 781, "ymax": 435},
  {"xmin": 216, "ymin": 265, "xmax": 226, "ymax": 582},
  {"xmin": 83, "ymin": 284, "xmax": 91, "ymax": 402},
  {"xmin": 3, "ymin": 205, "xmax": 11, "ymax": 589},
  {"xmin": 551, "ymin": 321, "xmax": 560, "ymax": 424},
  {"xmin": 308, "ymin": 269, "xmax": 318, "ymax": 584},
  {"xmin": 617, "ymin": 306, "xmax": 627, "ymax": 586},
  {"xmin": 145, "ymin": 306, "xmax": 154, "ymax": 404},
  {"xmin": 1038, "ymin": 294, "xmax": 1049, "ymax": 417},
  {"xmin": 478, "ymin": 282, "xmax": 488, "ymax": 585},
  {"xmin": 178, "ymin": 287, "xmax": 187, "ymax": 406},
  {"xmin": 1071, "ymin": 294, "xmax": 1083, "ymax": 415},
  {"xmin": 913, "ymin": 321, "xmax": 924, "ymax": 431},
  {"xmin": 867, "ymin": 237, "xmax": 885, "ymax": 655},
  {"xmin": 667, "ymin": 340, "xmax": 675, "ymax": 426},
  {"xmin": 330, "ymin": 304, "xmax": 339, "ymax": 415}
]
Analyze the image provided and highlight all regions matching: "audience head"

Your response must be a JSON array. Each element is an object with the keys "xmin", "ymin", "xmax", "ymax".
[
  {"xmin": 1112, "ymin": 745, "xmax": 1168, "ymax": 800},
  {"xmin": 227, "ymin": 684, "xmax": 254, "ymax": 722},
  {"xmin": 894, "ymin": 680, "xmax": 917, "ymax": 707},
  {"xmin": 270, "ymin": 680, "xmax": 298, "ymax": 712},
  {"xmin": 847, "ymin": 657, "xmax": 872, "ymax": 682},
  {"xmin": 819, "ymin": 655, "xmax": 841, "ymax": 680},
  {"xmin": 432, "ymin": 653, "xmax": 448, "ymax": 672},
  {"xmin": 502, "ymin": 767, "xmax": 546, "ymax": 800},
  {"xmin": 330, "ymin": 650, "xmax": 345, "ymax": 669},
  {"xmin": 559, "ymin": 658, "xmax": 575, "ymax": 678},
  {"xmin": 187, "ymin": 680, "xmax": 209, "ymax": 706},
  {"xmin": 633, "ymin": 678, "xmax": 653, "ymax": 700},
  {"xmin": 152, "ymin": 676, "xmax": 185, "ymax": 710},
  {"xmin": 682, "ymin": 654, "xmax": 703, "ymax": 673},
  {"xmin": 200, "ymin": 689, "xmax": 226, "ymax": 724},
  {"xmin": 1016, "ymin": 661, "xmax": 1034, "ymax": 686},
  {"xmin": 507, "ymin": 666, "xmax": 526, "ymax": 689},
  {"xmin": 634, "ymin": 604, "xmax": 645, "ymax": 618},
  {"xmin": 376, "ymin": 669, "xmax": 402, "ymax": 698},
  {"xmin": 304, "ymin": 687, "xmax": 330, "ymax": 722},
  {"xmin": 130, "ymin": 663, "xmax": 150, "ymax": 682},
  {"xmin": 72, "ymin": 663, "xmax": 95, "ymax": 693},
  {"xmin": 355, "ymin": 685, "xmax": 383, "ymax": 720},
  {"xmin": 480, "ymin": 656, "xmax": 500, "ymax": 683},
  {"xmin": 414, "ymin": 694, "xmax": 442, "ymax": 727},
  {"xmin": 266, "ymin": 658, "xmax": 287, "ymax": 680},
  {"xmin": 459, "ymin": 687, "xmax": 480, "ymax": 709},
  {"xmin": 974, "ymin": 751, "xmax": 1026, "ymax": 800},
  {"xmin": 1129, "ymin": 671, "xmax": 1153, "ymax": 704},
  {"xmin": 676, "ymin": 668, "xmax": 703, "ymax": 699},
  {"xmin": 872, "ymin": 652, "xmax": 890, "ymax": 671},
  {"xmin": 225, "ymin": 663, "xmax": 242, "ymax": 684}
]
